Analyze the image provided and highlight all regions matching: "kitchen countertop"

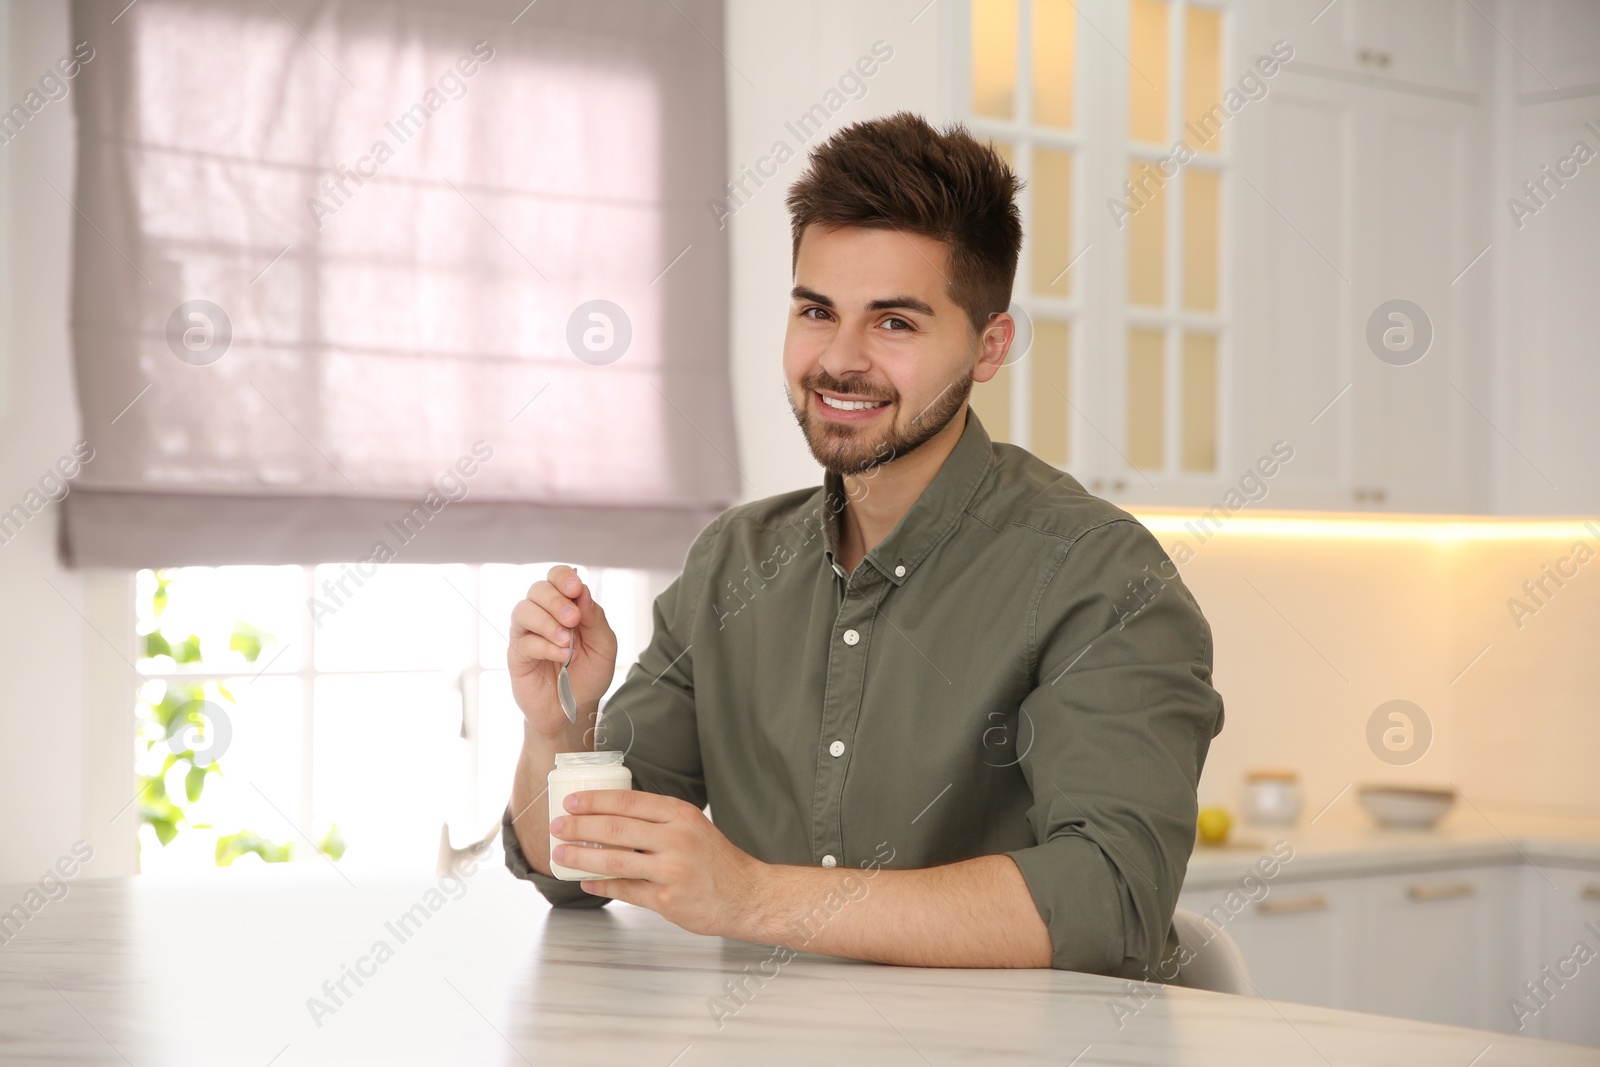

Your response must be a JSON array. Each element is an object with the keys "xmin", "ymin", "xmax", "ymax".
[
  {"xmin": 3, "ymin": 866, "xmax": 1596, "ymax": 1065},
  {"xmin": 1185, "ymin": 797, "xmax": 1600, "ymax": 889}
]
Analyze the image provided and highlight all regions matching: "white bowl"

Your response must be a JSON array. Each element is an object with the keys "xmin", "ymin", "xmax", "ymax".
[{"xmin": 1357, "ymin": 786, "xmax": 1456, "ymax": 829}]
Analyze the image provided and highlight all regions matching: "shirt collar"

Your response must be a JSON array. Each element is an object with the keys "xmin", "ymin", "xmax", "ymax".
[{"xmin": 821, "ymin": 406, "xmax": 995, "ymax": 588}]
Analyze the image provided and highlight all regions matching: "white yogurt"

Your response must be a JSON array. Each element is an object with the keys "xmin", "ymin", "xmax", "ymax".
[{"xmin": 548, "ymin": 750, "xmax": 633, "ymax": 880}]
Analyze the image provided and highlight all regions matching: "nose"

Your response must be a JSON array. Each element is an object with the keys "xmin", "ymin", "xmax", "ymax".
[{"xmin": 818, "ymin": 321, "xmax": 873, "ymax": 382}]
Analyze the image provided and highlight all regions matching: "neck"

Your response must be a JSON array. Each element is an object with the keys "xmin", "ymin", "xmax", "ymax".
[{"xmin": 837, "ymin": 406, "xmax": 968, "ymax": 572}]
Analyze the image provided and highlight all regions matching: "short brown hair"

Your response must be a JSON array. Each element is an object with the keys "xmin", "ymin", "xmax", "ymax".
[{"xmin": 786, "ymin": 111, "xmax": 1023, "ymax": 338}]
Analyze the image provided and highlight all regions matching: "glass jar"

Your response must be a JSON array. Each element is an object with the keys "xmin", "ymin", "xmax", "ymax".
[
  {"xmin": 1242, "ymin": 770, "xmax": 1302, "ymax": 826},
  {"xmin": 548, "ymin": 750, "xmax": 633, "ymax": 881}
]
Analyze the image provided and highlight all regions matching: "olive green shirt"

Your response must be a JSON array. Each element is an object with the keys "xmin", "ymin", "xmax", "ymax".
[{"xmin": 503, "ymin": 408, "xmax": 1224, "ymax": 977}]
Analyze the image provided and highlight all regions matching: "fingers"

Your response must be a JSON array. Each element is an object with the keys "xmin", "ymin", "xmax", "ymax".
[
  {"xmin": 511, "ymin": 566, "xmax": 586, "ymax": 651},
  {"xmin": 511, "ymin": 597, "xmax": 573, "ymax": 650},
  {"xmin": 560, "ymin": 788, "xmax": 679, "ymax": 824},
  {"xmin": 550, "ymin": 813, "xmax": 659, "ymax": 852},
  {"xmin": 509, "ymin": 630, "xmax": 568, "ymax": 667},
  {"xmin": 552, "ymin": 842, "xmax": 653, "ymax": 882}
]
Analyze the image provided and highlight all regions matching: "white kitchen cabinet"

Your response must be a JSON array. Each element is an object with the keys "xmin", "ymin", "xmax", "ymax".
[
  {"xmin": 1177, "ymin": 877, "xmax": 1358, "ymax": 1008},
  {"xmin": 1263, "ymin": 0, "xmax": 1489, "ymax": 95},
  {"xmin": 1351, "ymin": 865, "xmax": 1519, "ymax": 1029},
  {"xmin": 1180, "ymin": 857, "xmax": 1599, "ymax": 1042},
  {"xmin": 1488, "ymin": 2, "xmax": 1600, "ymax": 516},
  {"xmin": 1526, "ymin": 865, "xmax": 1600, "ymax": 1046},
  {"xmin": 1230, "ymin": 7, "xmax": 1492, "ymax": 513}
]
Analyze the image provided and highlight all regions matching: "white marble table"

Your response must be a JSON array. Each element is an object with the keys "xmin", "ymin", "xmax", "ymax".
[{"xmin": 2, "ymin": 864, "xmax": 1594, "ymax": 1066}]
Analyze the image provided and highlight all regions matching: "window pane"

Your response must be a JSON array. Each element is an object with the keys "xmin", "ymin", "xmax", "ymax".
[
  {"xmin": 1128, "ymin": 0, "xmax": 1168, "ymax": 142},
  {"xmin": 1031, "ymin": 147, "xmax": 1074, "ymax": 298},
  {"xmin": 1182, "ymin": 332, "xmax": 1219, "ymax": 472},
  {"xmin": 134, "ymin": 674, "xmax": 305, "ymax": 874},
  {"xmin": 970, "ymin": 363, "xmax": 1014, "ymax": 443},
  {"xmin": 1127, "ymin": 327, "xmax": 1165, "ymax": 469},
  {"xmin": 477, "ymin": 670, "xmax": 525, "ymax": 830},
  {"xmin": 1183, "ymin": 5, "xmax": 1224, "ymax": 150},
  {"xmin": 313, "ymin": 672, "xmax": 459, "ymax": 871},
  {"xmin": 1029, "ymin": 319, "xmax": 1071, "ymax": 467},
  {"xmin": 1032, "ymin": 0, "xmax": 1075, "ymax": 128},
  {"xmin": 988, "ymin": 139, "xmax": 1016, "ymax": 168},
  {"xmin": 1182, "ymin": 168, "xmax": 1220, "ymax": 311},
  {"xmin": 313, "ymin": 563, "xmax": 473, "ymax": 672},
  {"xmin": 972, "ymin": 0, "xmax": 1018, "ymax": 119},
  {"xmin": 1127, "ymin": 162, "xmax": 1166, "ymax": 306},
  {"xmin": 137, "ymin": 566, "xmax": 304, "ymax": 675}
]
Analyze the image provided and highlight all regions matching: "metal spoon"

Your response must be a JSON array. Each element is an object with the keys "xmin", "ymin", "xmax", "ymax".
[{"xmin": 557, "ymin": 636, "xmax": 578, "ymax": 724}]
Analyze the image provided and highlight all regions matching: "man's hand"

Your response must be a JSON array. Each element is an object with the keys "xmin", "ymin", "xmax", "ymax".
[
  {"xmin": 508, "ymin": 564, "xmax": 619, "ymax": 740},
  {"xmin": 549, "ymin": 789, "xmax": 771, "ymax": 939}
]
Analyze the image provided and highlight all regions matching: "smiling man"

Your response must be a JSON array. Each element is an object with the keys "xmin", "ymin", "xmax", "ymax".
[{"xmin": 504, "ymin": 112, "xmax": 1225, "ymax": 977}]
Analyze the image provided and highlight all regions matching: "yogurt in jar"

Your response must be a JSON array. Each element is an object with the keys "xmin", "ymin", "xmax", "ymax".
[{"xmin": 548, "ymin": 750, "xmax": 633, "ymax": 880}]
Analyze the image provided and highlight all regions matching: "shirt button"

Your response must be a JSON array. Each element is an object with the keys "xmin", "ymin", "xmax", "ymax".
[
  {"xmin": 829, "ymin": 740, "xmax": 845, "ymax": 757},
  {"xmin": 821, "ymin": 854, "xmax": 837, "ymax": 868},
  {"xmin": 842, "ymin": 629, "xmax": 859, "ymax": 646},
  {"xmin": 895, "ymin": 565, "xmax": 906, "ymax": 578}
]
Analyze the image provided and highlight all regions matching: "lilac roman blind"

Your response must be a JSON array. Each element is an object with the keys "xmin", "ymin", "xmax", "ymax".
[{"xmin": 60, "ymin": 0, "xmax": 737, "ymax": 569}]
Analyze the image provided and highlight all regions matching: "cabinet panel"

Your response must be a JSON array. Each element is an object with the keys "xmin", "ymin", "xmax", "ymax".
[
  {"xmin": 1265, "ymin": 0, "xmax": 1484, "ymax": 93},
  {"xmin": 1347, "ymin": 93, "xmax": 1479, "ymax": 512},
  {"xmin": 1530, "ymin": 865, "xmax": 1600, "ymax": 1046},
  {"xmin": 1179, "ymin": 878, "xmax": 1356, "ymax": 1008},
  {"xmin": 1237, "ymin": 73, "xmax": 1487, "ymax": 511},
  {"xmin": 1352, "ymin": 866, "xmax": 1516, "ymax": 1030},
  {"xmin": 1240, "ymin": 80, "xmax": 1352, "ymax": 496}
]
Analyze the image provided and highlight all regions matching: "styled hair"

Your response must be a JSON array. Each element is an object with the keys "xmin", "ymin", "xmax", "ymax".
[{"xmin": 785, "ymin": 111, "xmax": 1023, "ymax": 337}]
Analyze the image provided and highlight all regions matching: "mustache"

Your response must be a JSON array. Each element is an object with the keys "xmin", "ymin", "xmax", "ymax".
[{"xmin": 801, "ymin": 370, "xmax": 897, "ymax": 403}]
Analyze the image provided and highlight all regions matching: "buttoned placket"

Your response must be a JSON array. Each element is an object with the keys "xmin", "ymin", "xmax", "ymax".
[{"xmin": 810, "ymin": 559, "xmax": 891, "ymax": 871}]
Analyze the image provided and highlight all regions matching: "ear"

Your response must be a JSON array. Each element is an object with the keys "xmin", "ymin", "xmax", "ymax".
[{"xmin": 971, "ymin": 311, "xmax": 1016, "ymax": 384}]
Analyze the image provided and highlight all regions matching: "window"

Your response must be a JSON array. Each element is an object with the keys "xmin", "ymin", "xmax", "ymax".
[
  {"xmin": 1125, "ymin": 0, "xmax": 1224, "ymax": 475},
  {"xmin": 965, "ymin": 0, "xmax": 1079, "ymax": 471},
  {"xmin": 960, "ymin": 0, "xmax": 1225, "ymax": 482},
  {"xmin": 134, "ymin": 563, "xmax": 655, "ymax": 874}
]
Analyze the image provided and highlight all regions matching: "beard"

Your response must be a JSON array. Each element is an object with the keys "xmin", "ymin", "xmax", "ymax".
[{"xmin": 788, "ymin": 366, "xmax": 974, "ymax": 476}]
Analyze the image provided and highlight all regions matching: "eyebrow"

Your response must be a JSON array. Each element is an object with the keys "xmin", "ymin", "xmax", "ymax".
[{"xmin": 791, "ymin": 285, "xmax": 935, "ymax": 317}]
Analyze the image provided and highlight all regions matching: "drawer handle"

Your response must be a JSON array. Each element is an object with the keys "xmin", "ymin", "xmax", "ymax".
[
  {"xmin": 1258, "ymin": 894, "xmax": 1329, "ymax": 915},
  {"xmin": 1582, "ymin": 885, "xmax": 1600, "ymax": 901},
  {"xmin": 1408, "ymin": 882, "xmax": 1474, "ymax": 902}
]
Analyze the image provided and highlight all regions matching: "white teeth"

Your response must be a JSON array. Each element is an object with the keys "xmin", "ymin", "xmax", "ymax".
[{"xmin": 820, "ymin": 394, "xmax": 888, "ymax": 411}]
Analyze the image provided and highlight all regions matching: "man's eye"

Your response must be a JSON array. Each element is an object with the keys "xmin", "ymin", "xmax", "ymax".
[
  {"xmin": 801, "ymin": 306, "xmax": 831, "ymax": 321},
  {"xmin": 882, "ymin": 317, "xmax": 912, "ymax": 331}
]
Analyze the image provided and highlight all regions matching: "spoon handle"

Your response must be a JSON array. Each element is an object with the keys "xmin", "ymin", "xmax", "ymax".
[{"xmin": 557, "ymin": 641, "xmax": 578, "ymax": 723}]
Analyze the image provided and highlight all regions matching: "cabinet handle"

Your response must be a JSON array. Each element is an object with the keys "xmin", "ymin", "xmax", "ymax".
[
  {"xmin": 1582, "ymin": 885, "xmax": 1600, "ymax": 901},
  {"xmin": 1258, "ymin": 894, "xmax": 1329, "ymax": 915},
  {"xmin": 1408, "ymin": 882, "xmax": 1474, "ymax": 902}
]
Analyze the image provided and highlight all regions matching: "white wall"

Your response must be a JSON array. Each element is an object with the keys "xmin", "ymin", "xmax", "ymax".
[
  {"xmin": 724, "ymin": 0, "xmax": 948, "ymax": 502},
  {"xmin": 0, "ymin": 0, "xmax": 135, "ymax": 884}
]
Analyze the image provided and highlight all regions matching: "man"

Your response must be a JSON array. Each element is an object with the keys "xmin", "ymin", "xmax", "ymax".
[{"xmin": 504, "ymin": 111, "xmax": 1224, "ymax": 977}]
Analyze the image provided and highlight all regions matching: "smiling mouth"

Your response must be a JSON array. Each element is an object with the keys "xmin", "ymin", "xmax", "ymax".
[{"xmin": 817, "ymin": 392, "xmax": 890, "ymax": 412}]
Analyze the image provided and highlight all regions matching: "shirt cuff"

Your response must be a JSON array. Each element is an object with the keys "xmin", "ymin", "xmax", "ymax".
[
  {"xmin": 1005, "ymin": 834, "xmax": 1140, "ymax": 976},
  {"xmin": 501, "ymin": 803, "xmax": 611, "ymax": 909}
]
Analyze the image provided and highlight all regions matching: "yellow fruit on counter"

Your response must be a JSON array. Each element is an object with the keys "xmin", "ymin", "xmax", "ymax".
[{"xmin": 1197, "ymin": 806, "xmax": 1232, "ymax": 846}]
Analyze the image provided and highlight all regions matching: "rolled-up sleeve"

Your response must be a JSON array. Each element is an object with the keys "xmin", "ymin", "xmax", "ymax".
[
  {"xmin": 503, "ymin": 517, "xmax": 722, "ymax": 906},
  {"xmin": 1002, "ymin": 518, "xmax": 1224, "ymax": 977}
]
